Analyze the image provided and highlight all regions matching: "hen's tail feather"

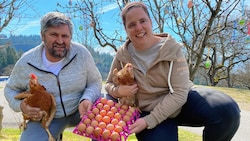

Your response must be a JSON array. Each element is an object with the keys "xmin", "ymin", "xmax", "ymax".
[{"xmin": 46, "ymin": 94, "xmax": 56, "ymax": 127}]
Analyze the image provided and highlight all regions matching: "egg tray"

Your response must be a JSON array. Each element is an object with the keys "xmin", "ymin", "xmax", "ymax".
[{"xmin": 73, "ymin": 97, "xmax": 140, "ymax": 141}]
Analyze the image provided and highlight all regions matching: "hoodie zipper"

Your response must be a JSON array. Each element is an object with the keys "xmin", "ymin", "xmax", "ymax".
[
  {"xmin": 56, "ymin": 76, "xmax": 67, "ymax": 117},
  {"xmin": 56, "ymin": 54, "xmax": 77, "ymax": 117}
]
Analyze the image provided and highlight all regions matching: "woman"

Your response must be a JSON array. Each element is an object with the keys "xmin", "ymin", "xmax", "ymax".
[{"xmin": 105, "ymin": 2, "xmax": 240, "ymax": 141}]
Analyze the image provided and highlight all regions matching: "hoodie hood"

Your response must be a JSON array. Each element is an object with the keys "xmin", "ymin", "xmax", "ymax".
[{"xmin": 116, "ymin": 33, "xmax": 183, "ymax": 64}]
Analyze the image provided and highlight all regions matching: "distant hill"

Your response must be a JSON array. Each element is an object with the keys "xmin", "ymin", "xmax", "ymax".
[
  {"xmin": 0, "ymin": 35, "xmax": 114, "ymax": 79},
  {"xmin": 11, "ymin": 35, "xmax": 42, "ymax": 52},
  {"xmin": 0, "ymin": 35, "xmax": 41, "ymax": 52}
]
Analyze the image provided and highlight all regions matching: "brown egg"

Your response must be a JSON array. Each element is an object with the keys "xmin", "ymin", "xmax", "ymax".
[
  {"xmin": 115, "ymin": 103, "xmax": 121, "ymax": 109},
  {"xmin": 100, "ymin": 97, "xmax": 108, "ymax": 104},
  {"xmin": 111, "ymin": 118, "xmax": 119, "ymax": 125},
  {"xmin": 93, "ymin": 127, "xmax": 103, "ymax": 138},
  {"xmin": 100, "ymin": 109, "xmax": 107, "ymax": 116},
  {"xmin": 102, "ymin": 115, "xmax": 111, "ymax": 124},
  {"xmin": 106, "ymin": 123, "xmax": 115, "ymax": 131},
  {"xmin": 118, "ymin": 120, "xmax": 126, "ymax": 127},
  {"xmin": 96, "ymin": 103, "xmax": 104, "ymax": 109},
  {"xmin": 103, "ymin": 104, "xmax": 111, "ymax": 111},
  {"xmin": 125, "ymin": 111, "xmax": 133, "ymax": 117},
  {"xmin": 102, "ymin": 129, "xmax": 111, "ymax": 139},
  {"xmin": 88, "ymin": 112, "xmax": 95, "ymax": 119},
  {"xmin": 107, "ymin": 100, "xmax": 115, "ymax": 106},
  {"xmin": 110, "ymin": 106, "xmax": 118, "ymax": 113},
  {"xmin": 110, "ymin": 131, "xmax": 120, "ymax": 141},
  {"xmin": 121, "ymin": 104, "xmax": 129, "ymax": 110},
  {"xmin": 119, "ymin": 109, "xmax": 126, "ymax": 115},
  {"xmin": 92, "ymin": 107, "xmax": 100, "ymax": 115},
  {"xmin": 123, "ymin": 115, "xmax": 131, "ymax": 122},
  {"xmin": 90, "ymin": 119, "xmax": 99, "ymax": 127},
  {"xmin": 98, "ymin": 121, "xmax": 107, "ymax": 129},
  {"xmin": 86, "ymin": 125, "xmax": 94, "ymax": 135},
  {"xmin": 77, "ymin": 123, "xmax": 87, "ymax": 133},
  {"xmin": 107, "ymin": 111, "xmax": 114, "ymax": 118},
  {"xmin": 114, "ymin": 113, "xmax": 122, "ymax": 120},
  {"xmin": 128, "ymin": 107, "xmax": 136, "ymax": 113},
  {"xmin": 83, "ymin": 118, "xmax": 91, "ymax": 125},
  {"xmin": 95, "ymin": 114, "xmax": 103, "ymax": 122},
  {"xmin": 114, "ymin": 125, "xmax": 123, "ymax": 133}
]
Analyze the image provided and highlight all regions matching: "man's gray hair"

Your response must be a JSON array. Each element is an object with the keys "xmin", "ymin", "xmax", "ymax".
[{"xmin": 40, "ymin": 12, "xmax": 73, "ymax": 35}]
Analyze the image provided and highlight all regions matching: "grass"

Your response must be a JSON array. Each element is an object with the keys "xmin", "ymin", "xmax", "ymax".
[
  {"xmin": 0, "ymin": 128, "xmax": 21, "ymax": 141},
  {"xmin": 198, "ymin": 85, "xmax": 250, "ymax": 111},
  {"xmin": 1, "ymin": 84, "xmax": 249, "ymax": 141},
  {"xmin": 0, "ymin": 128, "xmax": 201, "ymax": 141}
]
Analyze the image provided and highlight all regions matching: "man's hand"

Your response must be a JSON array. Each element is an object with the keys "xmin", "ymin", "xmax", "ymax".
[
  {"xmin": 79, "ymin": 99, "xmax": 93, "ymax": 118},
  {"xmin": 129, "ymin": 118, "xmax": 148, "ymax": 134},
  {"xmin": 20, "ymin": 99, "xmax": 41, "ymax": 121}
]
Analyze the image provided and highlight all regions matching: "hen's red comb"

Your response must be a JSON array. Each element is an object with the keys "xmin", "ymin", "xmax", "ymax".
[{"xmin": 30, "ymin": 73, "xmax": 37, "ymax": 79}]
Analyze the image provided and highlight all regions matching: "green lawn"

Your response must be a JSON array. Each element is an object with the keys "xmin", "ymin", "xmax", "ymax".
[
  {"xmin": 1, "ymin": 85, "xmax": 249, "ymax": 141},
  {"xmin": 199, "ymin": 85, "xmax": 250, "ymax": 111},
  {"xmin": 0, "ymin": 128, "xmax": 201, "ymax": 141}
]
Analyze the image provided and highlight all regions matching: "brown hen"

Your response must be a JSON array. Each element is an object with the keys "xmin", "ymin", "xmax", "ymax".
[
  {"xmin": 14, "ymin": 73, "xmax": 56, "ymax": 141},
  {"xmin": 112, "ymin": 63, "xmax": 138, "ymax": 107}
]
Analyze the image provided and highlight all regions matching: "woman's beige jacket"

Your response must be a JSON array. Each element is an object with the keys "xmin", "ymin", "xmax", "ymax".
[{"xmin": 105, "ymin": 33, "xmax": 193, "ymax": 129}]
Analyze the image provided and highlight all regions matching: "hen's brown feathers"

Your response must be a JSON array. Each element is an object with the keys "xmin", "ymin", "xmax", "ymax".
[
  {"xmin": 113, "ymin": 63, "xmax": 135, "ymax": 85},
  {"xmin": 25, "ymin": 79, "xmax": 52, "ymax": 115},
  {"xmin": 112, "ymin": 63, "xmax": 138, "ymax": 107},
  {"xmin": 14, "ymin": 73, "xmax": 56, "ymax": 141}
]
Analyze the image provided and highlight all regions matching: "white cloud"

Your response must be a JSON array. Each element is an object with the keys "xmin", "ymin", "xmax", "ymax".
[
  {"xmin": 97, "ymin": 2, "xmax": 120, "ymax": 14},
  {"xmin": 2, "ymin": 19, "xmax": 41, "ymax": 35},
  {"xmin": 19, "ymin": 20, "xmax": 40, "ymax": 31}
]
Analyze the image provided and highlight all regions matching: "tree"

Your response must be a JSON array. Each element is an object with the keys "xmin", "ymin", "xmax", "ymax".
[
  {"xmin": 1, "ymin": 0, "xmax": 38, "ymax": 75},
  {"xmin": 233, "ymin": 61, "xmax": 250, "ymax": 89},
  {"xmin": 192, "ymin": 5, "xmax": 250, "ymax": 87},
  {"xmin": 0, "ymin": 0, "xmax": 38, "ymax": 35},
  {"xmin": 0, "ymin": 0, "xmax": 16, "ymax": 33},
  {"xmin": 163, "ymin": 0, "xmax": 250, "ymax": 84},
  {"xmin": 59, "ymin": 0, "xmax": 250, "ymax": 86},
  {"xmin": 0, "ymin": 43, "xmax": 20, "ymax": 75}
]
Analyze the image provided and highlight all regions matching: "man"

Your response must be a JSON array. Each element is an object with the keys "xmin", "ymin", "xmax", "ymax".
[{"xmin": 4, "ymin": 12, "xmax": 102, "ymax": 141}]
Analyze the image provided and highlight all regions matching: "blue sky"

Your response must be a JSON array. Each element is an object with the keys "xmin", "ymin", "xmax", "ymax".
[
  {"xmin": 2, "ymin": 0, "xmax": 122, "ymax": 37},
  {"xmin": 1, "ymin": 0, "xmax": 127, "ymax": 54},
  {"xmin": 2, "ymin": 0, "xmax": 65, "ymax": 35},
  {"xmin": 2, "ymin": 0, "xmax": 249, "ymax": 52},
  {"xmin": 2, "ymin": 0, "xmax": 250, "ymax": 37}
]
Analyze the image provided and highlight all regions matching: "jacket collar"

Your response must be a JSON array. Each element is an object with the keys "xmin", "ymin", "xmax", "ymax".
[{"xmin": 116, "ymin": 33, "xmax": 182, "ymax": 63}]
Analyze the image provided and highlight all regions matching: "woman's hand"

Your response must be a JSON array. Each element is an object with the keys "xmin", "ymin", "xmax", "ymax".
[
  {"xmin": 117, "ymin": 84, "xmax": 138, "ymax": 97},
  {"xmin": 20, "ymin": 99, "xmax": 41, "ymax": 121},
  {"xmin": 78, "ymin": 99, "xmax": 93, "ymax": 118},
  {"xmin": 129, "ymin": 118, "xmax": 148, "ymax": 134}
]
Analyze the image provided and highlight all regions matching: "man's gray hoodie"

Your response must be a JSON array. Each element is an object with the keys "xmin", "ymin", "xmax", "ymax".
[{"xmin": 4, "ymin": 42, "xmax": 102, "ymax": 118}]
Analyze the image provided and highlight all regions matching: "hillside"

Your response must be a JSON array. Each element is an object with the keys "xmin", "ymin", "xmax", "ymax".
[{"xmin": 0, "ymin": 35, "xmax": 114, "ymax": 79}]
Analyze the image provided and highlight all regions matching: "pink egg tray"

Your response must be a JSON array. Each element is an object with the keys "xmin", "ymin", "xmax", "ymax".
[{"xmin": 73, "ymin": 97, "xmax": 140, "ymax": 141}]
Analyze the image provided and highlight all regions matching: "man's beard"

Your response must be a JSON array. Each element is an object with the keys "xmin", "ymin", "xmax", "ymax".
[{"xmin": 48, "ymin": 44, "xmax": 68, "ymax": 59}]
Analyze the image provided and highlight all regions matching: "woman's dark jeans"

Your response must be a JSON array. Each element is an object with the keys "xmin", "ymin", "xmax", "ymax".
[{"xmin": 136, "ymin": 87, "xmax": 241, "ymax": 141}]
